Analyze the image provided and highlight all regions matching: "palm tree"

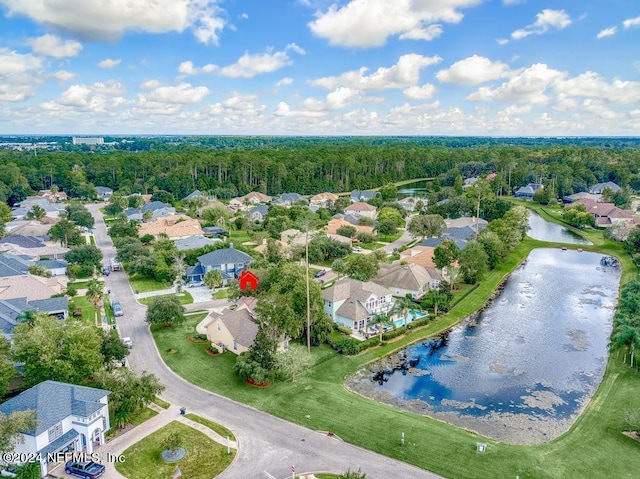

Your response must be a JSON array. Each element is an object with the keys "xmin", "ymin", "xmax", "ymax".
[
  {"xmin": 392, "ymin": 297, "xmax": 420, "ymax": 327},
  {"xmin": 86, "ymin": 278, "xmax": 104, "ymax": 326},
  {"xmin": 17, "ymin": 309, "xmax": 39, "ymax": 328},
  {"xmin": 370, "ymin": 313, "xmax": 393, "ymax": 342},
  {"xmin": 611, "ymin": 315, "xmax": 640, "ymax": 367}
]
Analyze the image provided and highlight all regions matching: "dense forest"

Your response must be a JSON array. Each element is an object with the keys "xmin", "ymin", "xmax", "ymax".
[{"xmin": 0, "ymin": 137, "xmax": 639, "ymax": 204}]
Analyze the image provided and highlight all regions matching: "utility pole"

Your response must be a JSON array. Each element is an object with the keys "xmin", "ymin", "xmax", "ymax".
[{"xmin": 305, "ymin": 228, "xmax": 311, "ymax": 352}]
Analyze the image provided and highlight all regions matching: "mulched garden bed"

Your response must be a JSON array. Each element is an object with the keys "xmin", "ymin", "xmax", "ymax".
[
  {"xmin": 205, "ymin": 347, "xmax": 221, "ymax": 356},
  {"xmin": 188, "ymin": 336, "xmax": 210, "ymax": 344},
  {"xmin": 245, "ymin": 378, "xmax": 270, "ymax": 387}
]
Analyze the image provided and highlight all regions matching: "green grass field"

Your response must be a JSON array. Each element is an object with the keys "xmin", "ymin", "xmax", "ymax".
[
  {"xmin": 150, "ymin": 227, "xmax": 640, "ymax": 479},
  {"xmin": 184, "ymin": 413, "xmax": 236, "ymax": 442},
  {"xmin": 115, "ymin": 421, "xmax": 234, "ymax": 479},
  {"xmin": 129, "ymin": 275, "xmax": 173, "ymax": 293},
  {"xmin": 139, "ymin": 292, "xmax": 193, "ymax": 306}
]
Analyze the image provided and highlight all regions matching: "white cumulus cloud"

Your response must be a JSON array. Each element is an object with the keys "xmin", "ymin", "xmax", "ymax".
[
  {"xmin": 511, "ymin": 9, "xmax": 572, "ymax": 40},
  {"xmin": 466, "ymin": 63, "xmax": 566, "ymax": 105},
  {"xmin": 597, "ymin": 27, "xmax": 617, "ymax": 39},
  {"xmin": 142, "ymin": 82, "xmax": 209, "ymax": 104},
  {"xmin": 218, "ymin": 44, "xmax": 305, "ymax": 78},
  {"xmin": 41, "ymin": 80, "xmax": 127, "ymax": 112},
  {"xmin": 403, "ymin": 84, "xmax": 436, "ymax": 100},
  {"xmin": 98, "ymin": 58, "xmax": 121, "ymax": 69},
  {"xmin": 308, "ymin": 0, "xmax": 480, "ymax": 48},
  {"xmin": 0, "ymin": 0, "xmax": 227, "ymax": 44},
  {"xmin": 27, "ymin": 34, "xmax": 82, "ymax": 58},
  {"xmin": 436, "ymin": 55, "xmax": 512, "ymax": 85},
  {"xmin": 623, "ymin": 16, "xmax": 640, "ymax": 29},
  {"xmin": 311, "ymin": 54, "xmax": 442, "ymax": 91}
]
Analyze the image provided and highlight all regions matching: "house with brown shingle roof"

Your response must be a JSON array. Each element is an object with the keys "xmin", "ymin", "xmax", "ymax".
[
  {"xmin": 0, "ymin": 274, "xmax": 67, "ymax": 301},
  {"xmin": 326, "ymin": 218, "xmax": 374, "ymax": 235},
  {"xmin": 137, "ymin": 214, "xmax": 204, "ymax": 239},
  {"xmin": 229, "ymin": 192, "xmax": 273, "ymax": 210},
  {"xmin": 373, "ymin": 263, "xmax": 441, "ymax": 300},
  {"xmin": 205, "ymin": 302, "xmax": 289, "ymax": 355},
  {"xmin": 322, "ymin": 278, "xmax": 394, "ymax": 332},
  {"xmin": 399, "ymin": 245, "xmax": 437, "ymax": 268},
  {"xmin": 344, "ymin": 201, "xmax": 377, "ymax": 220},
  {"xmin": 575, "ymin": 199, "xmax": 636, "ymax": 227},
  {"xmin": 310, "ymin": 192, "xmax": 339, "ymax": 208}
]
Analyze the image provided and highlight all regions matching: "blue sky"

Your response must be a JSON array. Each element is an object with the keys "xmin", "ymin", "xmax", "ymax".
[{"xmin": 0, "ymin": 0, "xmax": 638, "ymax": 136}]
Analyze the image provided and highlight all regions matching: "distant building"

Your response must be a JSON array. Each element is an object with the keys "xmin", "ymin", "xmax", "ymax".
[
  {"xmin": 588, "ymin": 181, "xmax": 621, "ymax": 195},
  {"xmin": 514, "ymin": 183, "xmax": 543, "ymax": 200},
  {"xmin": 72, "ymin": 137, "xmax": 104, "ymax": 145}
]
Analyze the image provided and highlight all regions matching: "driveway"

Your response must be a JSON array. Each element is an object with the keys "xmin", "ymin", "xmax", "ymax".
[{"xmin": 86, "ymin": 204, "xmax": 442, "ymax": 479}]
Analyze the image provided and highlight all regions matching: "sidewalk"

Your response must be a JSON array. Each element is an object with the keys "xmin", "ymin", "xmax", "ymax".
[{"xmin": 70, "ymin": 402, "xmax": 239, "ymax": 479}]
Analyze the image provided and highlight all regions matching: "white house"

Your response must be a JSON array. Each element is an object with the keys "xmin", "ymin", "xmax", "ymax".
[
  {"xmin": 0, "ymin": 381, "xmax": 110, "ymax": 477},
  {"xmin": 322, "ymin": 278, "xmax": 394, "ymax": 332}
]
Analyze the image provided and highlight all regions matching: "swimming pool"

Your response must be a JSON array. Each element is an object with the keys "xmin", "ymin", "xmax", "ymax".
[{"xmin": 393, "ymin": 310, "xmax": 427, "ymax": 328}]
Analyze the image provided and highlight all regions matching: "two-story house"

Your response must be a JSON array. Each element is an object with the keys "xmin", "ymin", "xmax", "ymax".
[
  {"xmin": 0, "ymin": 380, "xmax": 110, "ymax": 477},
  {"xmin": 322, "ymin": 278, "xmax": 394, "ymax": 332},
  {"xmin": 344, "ymin": 202, "xmax": 377, "ymax": 220},
  {"xmin": 186, "ymin": 245, "xmax": 254, "ymax": 284},
  {"xmin": 310, "ymin": 192, "xmax": 339, "ymax": 208}
]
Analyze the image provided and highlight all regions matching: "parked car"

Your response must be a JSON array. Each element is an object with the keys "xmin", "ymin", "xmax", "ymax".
[
  {"xmin": 122, "ymin": 337, "xmax": 133, "ymax": 348},
  {"xmin": 101, "ymin": 265, "xmax": 110, "ymax": 276},
  {"xmin": 314, "ymin": 270, "xmax": 326, "ymax": 278},
  {"xmin": 64, "ymin": 461, "xmax": 105, "ymax": 479},
  {"xmin": 0, "ymin": 465, "xmax": 17, "ymax": 477},
  {"xmin": 112, "ymin": 301, "xmax": 123, "ymax": 317},
  {"xmin": 352, "ymin": 246, "xmax": 363, "ymax": 252},
  {"xmin": 188, "ymin": 281, "xmax": 204, "ymax": 288}
]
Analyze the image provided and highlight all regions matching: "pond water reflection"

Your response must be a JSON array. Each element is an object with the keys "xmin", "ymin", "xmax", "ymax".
[
  {"xmin": 347, "ymin": 248, "xmax": 619, "ymax": 444},
  {"xmin": 527, "ymin": 210, "xmax": 591, "ymax": 244}
]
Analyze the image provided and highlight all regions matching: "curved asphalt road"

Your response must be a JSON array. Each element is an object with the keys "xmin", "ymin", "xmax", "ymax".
[{"xmin": 88, "ymin": 205, "xmax": 443, "ymax": 479}]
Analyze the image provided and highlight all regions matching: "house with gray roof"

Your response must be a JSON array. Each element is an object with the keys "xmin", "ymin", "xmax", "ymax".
[
  {"xmin": 0, "ymin": 235, "xmax": 47, "ymax": 249},
  {"xmin": 141, "ymin": 201, "xmax": 176, "ymax": 219},
  {"xmin": 0, "ymin": 296, "xmax": 68, "ymax": 339},
  {"xmin": 246, "ymin": 204, "xmax": 268, "ymax": 222},
  {"xmin": 184, "ymin": 189, "xmax": 203, "ymax": 200},
  {"xmin": 174, "ymin": 235, "xmax": 221, "ymax": 251},
  {"xmin": 185, "ymin": 245, "xmax": 254, "ymax": 284},
  {"xmin": 35, "ymin": 258, "xmax": 67, "ymax": 276},
  {"xmin": 588, "ymin": 181, "xmax": 621, "ymax": 195},
  {"xmin": 514, "ymin": 183, "xmax": 543, "ymax": 199},
  {"xmin": 95, "ymin": 186, "xmax": 113, "ymax": 200},
  {"xmin": 205, "ymin": 302, "xmax": 288, "ymax": 355},
  {"xmin": 322, "ymin": 278, "xmax": 394, "ymax": 332},
  {"xmin": 0, "ymin": 254, "xmax": 31, "ymax": 277},
  {"xmin": 272, "ymin": 193, "xmax": 307, "ymax": 207},
  {"xmin": 0, "ymin": 380, "xmax": 110, "ymax": 477},
  {"xmin": 350, "ymin": 190, "xmax": 378, "ymax": 202},
  {"xmin": 419, "ymin": 225, "xmax": 482, "ymax": 250},
  {"xmin": 124, "ymin": 207, "xmax": 143, "ymax": 221}
]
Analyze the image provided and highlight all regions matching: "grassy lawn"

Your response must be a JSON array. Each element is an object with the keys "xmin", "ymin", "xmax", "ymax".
[
  {"xmin": 376, "ymin": 231, "xmax": 404, "ymax": 243},
  {"xmin": 129, "ymin": 274, "xmax": 173, "ymax": 293},
  {"xmin": 228, "ymin": 229, "xmax": 251, "ymax": 245},
  {"xmin": 67, "ymin": 280, "xmax": 90, "ymax": 290},
  {"xmin": 106, "ymin": 407, "xmax": 158, "ymax": 440},
  {"xmin": 115, "ymin": 421, "xmax": 234, "ymax": 479},
  {"xmin": 151, "ymin": 230, "xmax": 640, "ymax": 479},
  {"xmin": 184, "ymin": 413, "xmax": 236, "ymax": 441},
  {"xmin": 212, "ymin": 289, "xmax": 230, "ymax": 299},
  {"xmin": 139, "ymin": 292, "xmax": 193, "ymax": 306},
  {"xmin": 69, "ymin": 295, "xmax": 104, "ymax": 325},
  {"xmin": 153, "ymin": 397, "xmax": 171, "ymax": 409}
]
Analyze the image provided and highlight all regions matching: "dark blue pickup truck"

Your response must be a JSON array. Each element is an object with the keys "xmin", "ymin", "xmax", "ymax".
[{"xmin": 64, "ymin": 461, "xmax": 105, "ymax": 479}]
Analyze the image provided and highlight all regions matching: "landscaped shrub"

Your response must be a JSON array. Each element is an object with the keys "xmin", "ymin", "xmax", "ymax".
[
  {"xmin": 382, "ymin": 327, "xmax": 407, "ymax": 341},
  {"xmin": 336, "ymin": 325, "xmax": 352, "ymax": 336},
  {"xmin": 329, "ymin": 336, "xmax": 361, "ymax": 355}
]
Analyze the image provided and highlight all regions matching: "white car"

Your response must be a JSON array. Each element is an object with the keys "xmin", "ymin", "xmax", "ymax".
[
  {"xmin": 122, "ymin": 337, "xmax": 133, "ymax": 348},
  {"xmin": 352, "ymin": 246, "xmax": 363, "ymax": 252}
]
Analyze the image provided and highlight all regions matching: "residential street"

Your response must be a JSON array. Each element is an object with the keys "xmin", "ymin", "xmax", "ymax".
[{"xmin": 87, "ymin": 204, "xmax": 442, "ymax": 479}]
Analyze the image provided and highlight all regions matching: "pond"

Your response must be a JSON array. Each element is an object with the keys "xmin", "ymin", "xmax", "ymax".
[
  {"xmin": 527, "ymin": 209, "xmax": 592, "ymax": 245},
  {"xmin": 347, "ymin": 248, "xmax": 619, "ymax": 445},
  {"xmin": 397, "ymin": 180, "xmax": 429, "ymax": 199}
]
